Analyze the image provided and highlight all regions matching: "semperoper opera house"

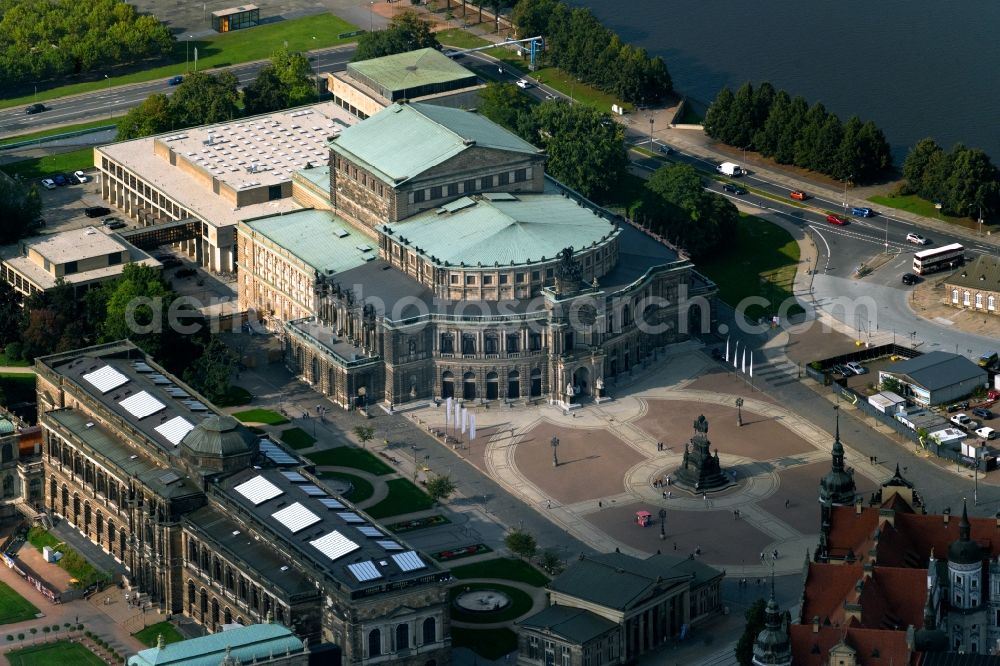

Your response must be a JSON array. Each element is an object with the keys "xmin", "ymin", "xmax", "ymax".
[{"xmin": 34, "ymin": 341, "xmax": 451, "ymax": 665}]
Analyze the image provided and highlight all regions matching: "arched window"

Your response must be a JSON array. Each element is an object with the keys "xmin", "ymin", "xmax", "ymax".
[
  {"xmin": 368, "ymin": 628, "xmax": 382, "ymax": 657},
  {"xmin": 395, "ymin": 623, "xmax": 409, "ymax": 651},
  {"xmin": 976, "ymin": 293, "xmax": 983, "ymax": 308},
  {"xmin": 1, "ymin": 443, "xmax": 12, "ymax": 464},
  {"xmin": 422, "ymin": 617, "xmax": 436, "ymax": 644},
  {"xmin": 951, "ymin": 288, "xmax": 959, "ymax": 304},
  {"xmin": 989, "ymin": 294, "xmax": 996, "ymax": 311},
  {"xmin": 964, "ymin": 291, "xmax": 971, "ymax": 306},
  {"xmin": 2, "ymin": 475, "xmax": 13, "ymax": 498}
]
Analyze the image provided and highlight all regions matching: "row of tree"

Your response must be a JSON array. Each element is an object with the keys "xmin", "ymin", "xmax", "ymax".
[
  {"xmin": 118, "ymin": 47, "xmax": 315, "ymax": 141},
  {"xmin": 0, "ymin": 0, "xmax": 173, "ymax": 87},
  {"xmin": 0, "ymin": 264, "xmax": 235, "ymax": 403},
  {"xmin": 703, "ymin": 82, "xmax": 892, "ymax": 184},
  {"xmin": 353, "ymin": 11, "xmax": 440, "ymax": 61},
  {"xmin": 901, "ymin": 139, "xmax": 1000, "ymax": 218},
  {"xmin": 511, "ymin": 0, "xmax": 671, "ymax": 105},
  {"xmin": 0, "ymin": 175, "xmax": 42, "ymax": 245}
]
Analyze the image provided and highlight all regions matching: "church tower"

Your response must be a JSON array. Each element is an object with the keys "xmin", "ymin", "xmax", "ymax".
[
  {"xmin": 752, "ymin": 588, "xmax": 792, "ymax": 666},
  {"xmin": 819, "ymin": 406, "xmax": 856, "ymax": 506}
]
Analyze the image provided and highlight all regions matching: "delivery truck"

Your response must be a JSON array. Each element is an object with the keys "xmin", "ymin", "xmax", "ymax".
[{"xmin": 717, "ymin": 162, "xmax": 743, "ymax": 177}]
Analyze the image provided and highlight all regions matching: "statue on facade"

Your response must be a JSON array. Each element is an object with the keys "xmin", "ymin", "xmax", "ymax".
[{"xmin": 554, "ymin": 247, "xmax": 583, "ymax": 295}]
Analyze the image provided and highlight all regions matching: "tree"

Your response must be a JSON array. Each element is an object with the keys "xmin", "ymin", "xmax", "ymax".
[
  {"xmin": 98, "ymin": 263, "xmax": 173, "ymax": 357},
  {"xmin": 182, "ymin": 335, "xmax": 236, "ymax": 402},
  {"xmin": 881, "ymin": 376, "xmax": 902, "ymax": 394},
  {"xmin": 271, "ymin": 46, "xmax": 316, "ymax": 108},
  {"xmin": 353, "ymin": 425, "xmax": 375, "ymax": 448},
  {"xmin": 504, "ymin": 529, "xmax": 537, "ymax": 560},
  {"xmin": 117, "ymin": 93, "xmax": 173, "ymax": 140},
  {"xmin": 734, "ymin": 597, "xmax": 767, "ymax": 665},
  {"xmin": 242, "ymin": 66, "xmax": 288, "ymax": 116},
  {"xmin": 902, "ymin": 138, "xmax": 943, "ymax": 193},
  {"xmin": 645, "ymin": 163, "xmax": 738, "ymax": 259},
  {"xmin": 532, "ymin": 100, "xmax": 627, "ymax": 200},
  {"xmin": 0, "ymin": 175, "xmax": 42, "ymax": 244},
  {"xmin": 477, "ymin": 82, "xmax": 535, "ymax": 132},
  {"xmin": 0, "ymin": 279, "xmax": 23, "ymax": 347},
  {"xmin": 353, "ymin": 11, "xmax": 440, "ymax": 61},
  {"xmin": 168, "ymin": 71, "xmax": 241, "ymax": 129},
  {"xmin": 703, "ymin": 87, "xmax": 734, "ymax": 141},
  {"xmin": 425, "ymin": 475, "xmax": 457, "ymax": 502},
  {"xmin": 538, "ymin": 549, "xmax": 563, "ymax": 575},
  {"xmin": 511, "ymin": 0, "xmax": 558, "ymax": 39}
]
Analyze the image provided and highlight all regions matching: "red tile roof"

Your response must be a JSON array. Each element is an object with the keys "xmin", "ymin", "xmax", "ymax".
[
  {"xmin": 800, "ymin": 562, "xmax": 863, "ymax": 625},
  {"xmin": 827, "ymin": 505, "xmax": 880, "ymax": 559},
  {"xmin": 857, "ymin": 567, "xmax": 927, "ymax": 630},
  {"xmin": 790, "ymin": 624, "xmax": 913, "ymax": 666}
]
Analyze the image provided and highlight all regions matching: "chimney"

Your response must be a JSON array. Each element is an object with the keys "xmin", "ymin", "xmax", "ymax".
[
  {"xmin": 812, "ymin": 616, "xmax": 820, "ymax": 633},
  {"xmin": 944, "ymin": 507, "xmax": 951, "ymax": 525}
]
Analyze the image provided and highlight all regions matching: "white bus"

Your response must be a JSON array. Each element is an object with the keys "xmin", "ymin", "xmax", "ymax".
[{"xmin": 913, "ymin": 243, "xmax": 965, "ymax": 275}]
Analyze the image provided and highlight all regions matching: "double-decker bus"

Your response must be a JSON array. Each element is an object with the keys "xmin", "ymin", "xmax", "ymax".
[{"xmin": 913, "ymin": 243, "xmax": 965, "ymax": 275}]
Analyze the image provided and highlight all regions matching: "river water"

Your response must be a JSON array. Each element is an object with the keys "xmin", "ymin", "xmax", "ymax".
[{"xmin": 570, "ymin": 0, "xmax": 1000, "ymax": 163}]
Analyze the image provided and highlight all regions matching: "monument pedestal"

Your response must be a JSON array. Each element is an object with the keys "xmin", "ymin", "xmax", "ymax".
[{"xmin": 672, "ymin": 415, "xmax": 735, "ymax": 494}]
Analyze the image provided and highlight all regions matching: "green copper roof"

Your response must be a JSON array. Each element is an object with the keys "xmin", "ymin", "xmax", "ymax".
[
  {"xmin": 518, "ymin": 605, "xmax": 617, "ymax": 644},
  {"xmin": 244, "ymin": 209, "xmax": 372, "ymax": 275},
  {"xmin": 347, "ymin": 47, "xmax": 476, "ymax": 95},
  {"xmin": 296, "ymin": 165, "xmax": 330, "ymax": 192},
  {"xmin": 383, "ymin": 193, "xmax": 616, "ymax": 266},
  {"xmin": 329, "ymin": 102, "xmax": 540, "ymax": 185},
  {"xmin": 128, "ymin": 623, "xmax": 303, "ymax": 666},
  {"xmin": 0, "ymin": 419, "xmax": 13, "ymax": 435}
]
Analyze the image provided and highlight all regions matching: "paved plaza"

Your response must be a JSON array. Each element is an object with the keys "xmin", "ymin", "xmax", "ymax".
[{"xmin": 405, "ymin": 346, "xmax": 891, "ymax": 578}]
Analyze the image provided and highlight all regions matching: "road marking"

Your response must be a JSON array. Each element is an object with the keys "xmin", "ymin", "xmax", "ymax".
[{"xmin": 810, "ymin": 225, "xmax": 831, "ymax": 260}]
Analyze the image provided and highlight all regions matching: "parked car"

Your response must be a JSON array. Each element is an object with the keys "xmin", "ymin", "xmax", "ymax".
[
  {"xmin": 901, "ymin": 273, "xmax": 918, "ymax": 285},
  {"xmin": 832, "ymin": 364, "xmax": 853, "ymax": 376},
  {"xmin": 947, "ymin": 401, "xmax": 970, "ymax": 413},
  {"xmin": 723, "ymin": 183, "xmax": 747, "ymax": 195},
  {"xmin": 159, "ymin": 257, "xmax": 182, "ymax": 268},
  {"xmin": 977, "ymin": 351, "xmax": 998, "ymax": 368},
  {"xmin": 25, "ymin": 103, "xmax": 45, "ymax": 114},
  {"xmin": 972, "ymin": 407, "xmax": 995, "ymax": 420},
  {"xmin": 826, "ymin": 214, "xmax": 849, "ymax": 225},
  {"xmin": 167, "ymin": 75, "xmax": 184, "ymax": 86},
  {"xmin": 84, "ymin": 206, "xmax": 111, "ymax": 218},
  {"xmin": 175, "ymin": 267, "xmax": 197, "ymax": 278},
  {"xmin": 988, "ymin": 389, "xmax": 1000, "ymax": 402},
  {"xmin": 789, "ymin": 190, "xmax": 807, "ymax": 201},
  {"xmin": 845, "ymin": 361, "xmax": 867, "ymax": 375},
  {"xmin": 40, "ymin": 178, "xmax": 56, "ymax": 190},
  {"xmin": 906, "ymin": 233, "xmax": 930, "ymax": 245},
  {"xmin": 52, "ymin": 174, "xmax": 67, "ymax": 186},
  {"xmin": 73, "ymin": 170, "xmax": 89, "ymax": 184},
  {"xmin": 950, "ymin": 413, "xmax": 978, "ymax": 430},
  {"xmin": 851, "ymin": 207, "xmax": 874, "ymax": 218},
  {"xmin": 975, "ymin": 427, "xmax": 997, "ymax": 440}
]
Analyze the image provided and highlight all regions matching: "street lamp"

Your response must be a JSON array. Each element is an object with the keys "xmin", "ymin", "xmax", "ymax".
[
  {"xmin": 550, "ymin": 436, "xmax": 559, "ymax": 467},
  {"xmin": 736, "ymin": 397, "xmax": 744, "ymax": 427},
  {"xmin": 411, "ymin": 445, "xmax": 418, "ymax": 483},
  {"xmin": 842, "ymin": 174, "xmax": 852, "ymax": 211},
  {"xmin": 186, "ymin": 35, "xmax": 191, "ymax": 72},
  {"xmin": 648, "ymin": 116, "xmax": 654, "ymax": 148},
  {"xmin": 105, "ymin": 75, "xmax": 112, "ymax": 119},
  {"xmin": 658, "ymin": 508, "xmax": 666, "ymax": 540},
  {"xmin": 369, "ymin": 1, "xmax": 374, "ymax": 32}
]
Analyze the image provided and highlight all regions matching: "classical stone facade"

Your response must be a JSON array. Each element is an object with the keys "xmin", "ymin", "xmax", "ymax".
[
  {"xmin": 33, "ymin": 342, "xmax": 451, "ymax": 665},
  {"xmin": 944, "ymin": 255, "xmax": 1000, "ymax": 317}
]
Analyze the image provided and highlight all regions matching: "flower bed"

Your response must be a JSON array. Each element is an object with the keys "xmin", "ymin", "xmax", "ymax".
[
  {"xmin": 386, "ymin": 515, "xmax": 451, "ymax": 533},
  {"xmin": 432, "ymin": 544, "xmax": 492, "ymax": 562}
]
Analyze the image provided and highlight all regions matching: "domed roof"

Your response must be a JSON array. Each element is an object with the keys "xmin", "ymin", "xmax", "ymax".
[
  {"xmin": 181, "ymin": 414, "xmax": 255, "ymax": 458},
  {"xmin": 819, "ymin": 420, "xmax": 856, "ymax": 506},
  {"xmin": 948, "ymin": 501, "xmax": 981, "ymax": 565},
  {"xmin": 752, "ymin": 595, "xmax": 792, "ymax": 666}
]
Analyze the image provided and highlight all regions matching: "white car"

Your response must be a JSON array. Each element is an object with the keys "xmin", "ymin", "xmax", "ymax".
[
  {"xmin": 950, "ymin": 413, "xmax": 978, "ymax": 430},
  {"xmin": 515, "ymin": 79, "xmax": 530, "ymax": 89},
  {"xmin": 976, "ymin": 426, "xmax": 997, "ymax": 440},
  {"xmin": 40, "ymin": 178, "xmax": 56, "ymax": 190},
  {"xmin": 845, "ymin": 361, "xmax": 867, "ymax": 375},
  {"xmin": 73, "ymin": 170, "xmax": 89, "ymax": 184},
  {"xmin": 906, "ymin": 232, "xmax": 929, "ymax": 245}
]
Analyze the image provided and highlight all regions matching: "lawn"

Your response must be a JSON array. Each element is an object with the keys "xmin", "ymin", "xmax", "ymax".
[
  {"xmin": 0, "ymin": 349, "xmax": 31, "ymax": 366},
  {"xmin": 280, "ymin": 427, "xmax": 316, "ymax": 450},
  {"xmin": 214, "ymin": 385, "xmax": 253, "ymax": 408},
  {"xmin": 6, "ymin": 640, "xmax": 105, "ymax": 666},
  {"xmin": 1, "ymin": 148, "xmax": 95, "ymax": 181},
  {"xmin": 436, "ymin": 28, "xmax": 491, "ymax": 50},
  {"xmin": 0, "ymin": 119, "xmax": 117, "ymax": 147},
  {"xmin": 449, "ymin": 557, "xmax": 549, "ymax": 586},
  {"xmin": 365, "ymin": 478, "xmax": 435, "ymax": 519},
  {"xmin": 232, "ymin": 408, "xmax": 289, "ymax": 425},
  {"xmin": 0, "ymin": 14, "xmax": 359, "ymax": 110},
  {"xmin": 869, "ymin": 193, "xmax": 989, "ymax": 233},
  {"xmin": 450, "ymin": 627, "xmax": 518, "ymax": 660},
  {"xmin": 315, "ymin": 471, "xmax": 374, "ymax": 503},
  {"xmin": 697, "ymin": 213, "xmax": 804, "ymax": 322},
  {"xmin": 531, "ymin": 66, "xmax": 629, "ymax": 111},
  {"xmin": 306, "ymin": 446, "xmax": 393, "ymax": 475},
  {"xmin": 0, "ymin": 580, "xmax": 39, "ymax": 625},
  {"xmin": 26, "ymin": 527, "xmax": 108, "ymax": 589},
  {"xmin": 133, "ymin": 621, "xmax": 184, "ymax": 647}
]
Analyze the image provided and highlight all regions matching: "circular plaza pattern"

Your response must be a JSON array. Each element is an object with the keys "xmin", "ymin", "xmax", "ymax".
[{"xmin": 453, "ymin": 589, "xmax": 512, "ymax": 614}]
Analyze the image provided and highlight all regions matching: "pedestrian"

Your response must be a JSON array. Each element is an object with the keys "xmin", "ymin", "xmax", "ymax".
[
  {"xmin": 598, "ymin": 500, "xmax": 602, "ymax": 508},
  {"xmin": 662, "ymin": 491, "xmax": 667, "ymax": 500},
  {"xmin": 547, "ymin": 500, "xmax": 551, "ymax": 509},
  {"xmin": 673, "ymin": 542, "xmax": 677, "ymax": 551},
  {"xmin": 784, "ymin": 499, "xmax": 790, "ymax": 509},
  {"xmin": 733, "ymin": 510, "xmax": 738, "ymax": 520},
  {"xmin": 666, "ymin": 476, "xmax": 671, "ymax": 486},
  {"xmin": 703, "ymin": 493, "xmax": 707, "ymax": 502},
  {"xmin": 760, "ymin": 552, "xmax": 765, "ymax": 561},
  {"xmin": 667, "ymin": 491, "xmax": 672, "ymax": 499},
  {"xmin": 773, "ymin": 549, "xmax": 779, "ymax": 560}
]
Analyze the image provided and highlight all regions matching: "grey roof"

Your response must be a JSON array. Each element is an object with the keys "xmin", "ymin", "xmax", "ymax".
[
  {"xmin": 128, "ymin": 622, "xmax": 302, "ymax": 666},
  {"xmin": 243, "ymin": 209, "xmax": 371, "ymax": 276},
  {"xmin": 181, "ymin": 414, "xmax": 255, "ymax": 458},
  {"xmin": 883, "ymin": 351, "xmax": 987, "ymax": 391},
  {"xmin": 518, "ymin": 605, "xmax": 617, "ymax": 644},
  {"xmin": 945, "ymin": 254, "xmax": 1000, "ymax": 292},
  {"xmin": 384, "ymin": 193, "xmax": 617, "ymax": 267},
  {"xmin": 921, "ymin": 654, "xmax": 1000, "ymax": 666},
  {"xmin": 346, "ymin": 47, "xmax": 477, "ymax": 96},
  {"xmin": 548, "ymin": 552, "xmax": 713, "ymax": 611},
  {"xmin": 329, "ymin": 102, "xmax": 540, "ymax": 185}
]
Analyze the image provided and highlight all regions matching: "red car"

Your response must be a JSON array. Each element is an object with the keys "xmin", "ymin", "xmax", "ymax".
[
  {"xmin": 825, "ymin": 214, "xmax": 848, "ymax": 225},
  {"xmin": 790, "ymin": 190, "xmax": 807, "ymax": 201}
]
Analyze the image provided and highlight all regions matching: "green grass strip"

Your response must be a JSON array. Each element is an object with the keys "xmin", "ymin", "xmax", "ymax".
[
  {"xmin": 365, "ymin": 478, "xmax": 434, "ymax": 519},
  {"xmin": 1, "ymin": 147, "xmax": 95, "ymax": 180},
  {"xmin": 0, "ymin": 580, "xmax": 39, "ymax": 625},
  {"xmin": 448, "ymin": 557, "xmax": 549, "ymax": 586},
  {"xmin": 306, "ymin": 446, "xmax": 394, "ymax": 475},
  {"xmin": 0, "ymin": 119, "xmax": 118, "ymax": 147},
  {"xmin": 133, "ymin": 621, "xmax": 184, "ymax": 647},
  {"xmin": 280, "ymin": 427, "xmax": 316, "ymax": 450},
  {"xmin": 6, "ymin": 640, "xmax": 105, "ymax": 666},
  {"xmin": 0, "ymin": 14, "xmax": 359, "ymax": 110},
  {"xmin": 316, "ymin": 471, "xmax": 374, "ymax": 503},
  {"xmin": 231, "ymin": 408, "xmax": 289, "ymax": 425}
]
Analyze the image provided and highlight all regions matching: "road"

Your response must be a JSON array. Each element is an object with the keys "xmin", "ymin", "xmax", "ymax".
[{"xmin": 0, "ymin": 44, "xmax": 359, "ymax": 138}]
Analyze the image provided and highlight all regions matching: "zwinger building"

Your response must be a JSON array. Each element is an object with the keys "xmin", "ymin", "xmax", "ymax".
[
  {"xmin": 237, "ymin": 101, "xmax": 717, "ymax": 410},
  {"xmin": 35, "ymin": 341, "xmax": 451, "ymax": 665}
]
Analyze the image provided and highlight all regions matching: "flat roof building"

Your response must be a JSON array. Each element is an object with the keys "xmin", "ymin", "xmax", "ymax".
[
  {"xmin": 211, "ymin": 5, "xmax": 259, "ymax": 33},
  {"xmin": 329, "ymin": 48, "xmax": 481, "ymax": 119},
  {"xmin": 94, "ymin": 102, "xmax": 357, "ymax": 273},
  {"xmin": 878, "ymin": 351, "xmax": 987, "ymax": 405},
  {"xmin": 0, "ymin": 226, "xmax": 160, "ymax": 297}
]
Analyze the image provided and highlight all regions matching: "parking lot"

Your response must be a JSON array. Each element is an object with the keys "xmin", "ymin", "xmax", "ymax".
[{"xmin": 33, "ymin": 168, "xmax": 138, "ymax": 236}]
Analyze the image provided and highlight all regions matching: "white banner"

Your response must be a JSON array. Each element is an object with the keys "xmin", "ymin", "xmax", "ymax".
[
  {"xmin": 741, "ymin": 347, "xmax": 746, "ymax": 374},
  {"xmin": 725, "ymin": 336, "xmax": 730, "ymax": 363},
  {"xmin": 469, "ymin": 413, "xmax": 476, "ymax": 440},
  {"xmin": 750, "ymin": 352, "xmax": 754, "ymax": 378},
  {"xmin": 733, "ymin": 341, "xmax": 739, "ymax": 368},
  {"xmin": 461, "ymin": 407, "xmax": 467, "ymax": 434},
  {"xmin": 454, "ymin": 401, "xmax": 461, "ymax": 431},
  {"xmin": 445, "ymin": 397, "xmax": 452, "ymax": 425}
]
